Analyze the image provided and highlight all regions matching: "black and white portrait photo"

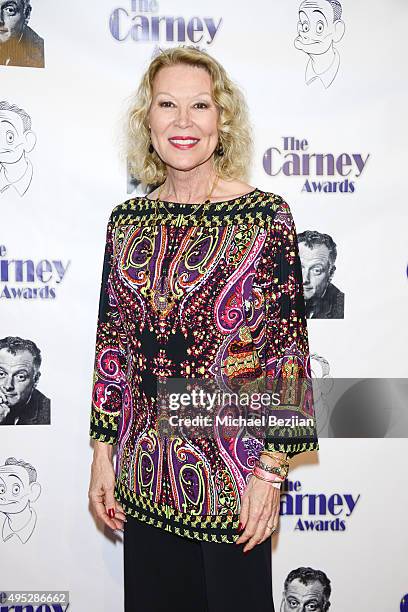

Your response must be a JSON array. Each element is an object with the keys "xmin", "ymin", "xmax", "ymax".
[
  {"xmin": 0, "ymin": 336, "xmax": 50, "ymax": 425},
  {"xmin": 0, "ymin": 0, "xmax": 44, "ymax": 68},
  {"xmin": 280, "ymin": 566, "xmax": 332, "ymax": 611},
  {"xmin": 298, "ymin": 230, "xmax": 344, "ymax": 319}
]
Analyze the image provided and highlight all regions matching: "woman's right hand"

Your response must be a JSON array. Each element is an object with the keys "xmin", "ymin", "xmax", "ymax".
[{"xmin": 88, "ymin": 441, "xmax": 127, "ymax": 531}]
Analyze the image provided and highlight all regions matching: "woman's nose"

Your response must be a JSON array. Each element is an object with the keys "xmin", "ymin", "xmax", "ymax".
[{"xmin": 175, "ymin": 107, "xmax": 192, "ymax": 127}]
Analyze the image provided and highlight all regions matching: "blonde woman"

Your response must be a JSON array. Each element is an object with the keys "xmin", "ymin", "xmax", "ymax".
[{"xmin": 88, "ymin": 46, "xmax": 319, "ymax": 612}]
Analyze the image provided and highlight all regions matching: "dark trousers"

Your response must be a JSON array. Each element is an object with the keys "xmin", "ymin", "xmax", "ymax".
[{"xmin": 124, "ymin": 515, "xmax": 275, "ymax": 612}]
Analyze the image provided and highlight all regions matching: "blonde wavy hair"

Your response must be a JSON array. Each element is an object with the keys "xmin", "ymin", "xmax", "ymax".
[{"xmin": 121, "ymin": 45, "xmax": 254, "ymax": 188}]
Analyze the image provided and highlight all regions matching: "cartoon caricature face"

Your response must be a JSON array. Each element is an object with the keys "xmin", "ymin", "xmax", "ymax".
[
  {"xmin": 0, "ymin": 348, "xmax": 39, "ymax": 408},
  {"xmin": 0, "ymin": 0, "xmax": 29, "ymax": 43},
  {"xmin": 0, "ymin": 108, "xmax": 36, "ymax": 164},
  {"xmin": 282, "ymin": 577, "xmax": 328, "ymax": 611},
  {"xmin": 299, "ymin": 242, "xmax": 334, "ymax": 301},
  {"xmin": 295, "ymin": 0, "xmax": 345, "ymax": 56},
  {"xmin": 0, "ymin": 464, "xmax": 40, "ymax": 514}
]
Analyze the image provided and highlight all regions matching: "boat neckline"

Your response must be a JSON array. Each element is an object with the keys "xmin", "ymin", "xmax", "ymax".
[{"xmin": 142, "ymin": 187, "xmax": 261, "ymax": 207}]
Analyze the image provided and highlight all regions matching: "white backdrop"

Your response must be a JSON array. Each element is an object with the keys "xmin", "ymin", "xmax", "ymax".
[{"xmin": 1, "ymin": 1, "xmax": 407, "ymax": 610}]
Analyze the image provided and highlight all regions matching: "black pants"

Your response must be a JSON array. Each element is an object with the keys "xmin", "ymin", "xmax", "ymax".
[{"xmin": 124, "ymin": 515, "xmax": 275, "ymax": 612}]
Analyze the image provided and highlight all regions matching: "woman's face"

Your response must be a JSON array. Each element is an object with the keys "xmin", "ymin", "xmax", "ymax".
[{"xmin": 148, "ymin": 64, "xmax": 219, "ymax": 173}]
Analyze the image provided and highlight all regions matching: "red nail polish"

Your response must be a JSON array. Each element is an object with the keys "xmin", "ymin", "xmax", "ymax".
[
  {"xmin": 238, "ymin": 522, "xmax": 243, "ymax": 531},
  {"xmin": 107, "ymin": 508, "xmax": 115, "ymax": 519}
]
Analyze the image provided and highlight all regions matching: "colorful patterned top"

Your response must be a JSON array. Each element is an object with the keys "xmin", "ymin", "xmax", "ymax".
[{"xmin": 89, "ymin": 187, "xmax": 319, "ymax": 543}]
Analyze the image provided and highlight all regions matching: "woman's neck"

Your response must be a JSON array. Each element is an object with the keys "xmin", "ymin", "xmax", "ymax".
[{"xmin": 159, "ymin": 163, "xmax": 218, "ymax": 204}]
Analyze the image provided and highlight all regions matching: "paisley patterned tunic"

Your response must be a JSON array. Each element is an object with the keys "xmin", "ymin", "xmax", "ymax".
[{"xmin": 89, "ymin": 187, "xmax": 319, "ymax": 543}]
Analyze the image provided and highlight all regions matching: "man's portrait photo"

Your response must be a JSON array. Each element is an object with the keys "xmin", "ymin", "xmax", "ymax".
[
  {"xmin": 0, "ymin": 0, "xmax": 44, "ymax": 68},
  {"xmin": 0, "ymin": 457, "xmax": 41, "ymax": 543},
  {"xmin": 298, "ymin": 230, "xmax": 344, "ymax": 319},
  {"xmin": 294, "ymin": 0, "xmax": 345, "ymax": 88},
  {"xmin": 280, "ymin": 566, "xmax": 332, "ymax": 611},
  {"xmin": 0, "ymin": 100, "xmax": 36, "ymax": 196},
  {"xmin": 0, "ymin": 336, "xmax": 50, "ymax": 425}
]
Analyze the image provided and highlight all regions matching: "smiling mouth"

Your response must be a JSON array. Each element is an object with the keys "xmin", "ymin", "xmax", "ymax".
[
  {"xmin": 296, "ymin": 37, "xmax": 320, "ymax": 45},
  {"xmin": 168, "ymin": 137, "xmax": 200, "ymax": 149}
]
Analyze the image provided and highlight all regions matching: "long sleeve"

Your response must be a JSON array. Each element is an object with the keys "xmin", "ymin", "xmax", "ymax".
[
  {"xmin": 89, "ymin": 213, "xmax": 127, "ymax": 445},
  {"xmin": 253, "ymin": 197, "xmax": 319, "ymax": 458}
]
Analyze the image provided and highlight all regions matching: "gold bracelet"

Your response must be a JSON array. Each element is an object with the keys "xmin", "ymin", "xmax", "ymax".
[{"xmin": 260, "ymin": 450, "xmax": 288, "ymax": 464}]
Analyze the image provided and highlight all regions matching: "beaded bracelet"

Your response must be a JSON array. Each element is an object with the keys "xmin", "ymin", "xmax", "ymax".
[{"xmin": 256, "ymin": 459, "xmax": 289, "ymax": 479}]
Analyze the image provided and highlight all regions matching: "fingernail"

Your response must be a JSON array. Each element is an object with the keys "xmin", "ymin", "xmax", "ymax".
[
  {"xmin": 107, "ymin": 508, "xmax": 115, "ymax": 519},
  {"xmin": 238, "ymin": 522, "xmax": 243, "ymax": 531}
]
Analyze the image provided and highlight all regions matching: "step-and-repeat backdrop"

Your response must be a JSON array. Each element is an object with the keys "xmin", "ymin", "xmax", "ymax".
[{"xmin": 1, "ymin": 1, "xmax": 407, "ymax": 610}]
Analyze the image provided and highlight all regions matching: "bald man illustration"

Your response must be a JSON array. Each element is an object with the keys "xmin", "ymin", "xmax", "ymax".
[
  {"xmin": 0, "ymin": 0, "xmax": 44, "ymax": 67},
  {"xmin": 294, "ymin": 0, "xmax": 345, "ymax": 88}
]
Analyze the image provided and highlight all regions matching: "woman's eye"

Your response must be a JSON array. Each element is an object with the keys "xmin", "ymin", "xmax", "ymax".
[
  {"xmin": 159, "ymin": 101, "xmax": 174, "ymax": 108},
  {"xmin": 194, "ymin": 102, "xmax": 208, "ymax": 109}
]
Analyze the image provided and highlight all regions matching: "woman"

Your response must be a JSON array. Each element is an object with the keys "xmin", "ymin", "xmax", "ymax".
[{"xmin": 88, "ymin": 46, "xmax": 319, "ymax": 612}]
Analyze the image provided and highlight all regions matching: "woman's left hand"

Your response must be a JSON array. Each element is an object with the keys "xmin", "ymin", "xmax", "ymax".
[{"xmin": 235, "ymin": 474, "xmax": 281, "ymax": 553}]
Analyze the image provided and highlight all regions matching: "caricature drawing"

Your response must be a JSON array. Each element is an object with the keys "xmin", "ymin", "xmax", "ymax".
[
  {"xmin": 0, "ymin": 101, "xmax": 36, "ymax": 197},
  {"xmin": 294, "ymin": 0, "xmax": 345, "ymax": 89},
  {"xmin": 0, "ymin": 457, "xmax": 41, "ymax": 543}
]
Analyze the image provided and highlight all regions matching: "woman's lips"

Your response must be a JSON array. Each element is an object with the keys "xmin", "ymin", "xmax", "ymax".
[{"xmin": 168, "ymin": 138, "xmax": 200, "ymax": 150}]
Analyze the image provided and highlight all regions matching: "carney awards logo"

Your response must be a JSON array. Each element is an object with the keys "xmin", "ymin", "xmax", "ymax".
[
  {"xmin": 280, "ymin": 479, "xmax": 360, "ymax": 531},
  {"xmin": 0, "ymin": 244, "xmax": 70, "ymax": 300},
  {"xmin": 109, "ymin": 0, "xmax": 222, "ymax": 45},
  {"xmin": 263, "ymin": 137, "xmax": 370, "ymax": 193}
]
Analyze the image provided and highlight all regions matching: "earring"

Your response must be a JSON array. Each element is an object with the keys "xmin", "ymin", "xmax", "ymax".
[
  {"xmin": 216, "ymin": 142, "xmax": 224, "ymax": 156},
  {"xmin": 149, "ymin": 142, "xmax": 154, "ymax": 154}
]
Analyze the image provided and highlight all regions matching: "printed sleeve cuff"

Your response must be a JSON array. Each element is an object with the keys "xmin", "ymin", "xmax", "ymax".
[
  {"xmin": 89, "ymin": 412, "xmax": 118, "ymax": 445},
  {"xmin": 264, "ymin": 439, "xmax": 320, "ymax": 459}
]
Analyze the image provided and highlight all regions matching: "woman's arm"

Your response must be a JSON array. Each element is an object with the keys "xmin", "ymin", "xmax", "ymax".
[
  {"xmin": 88, "ymin": 212, "xmax": 127, "ymax": 531},
  {"xmin": 236, "ymin": 196, "xmax": 319, "ymax": 551}
]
